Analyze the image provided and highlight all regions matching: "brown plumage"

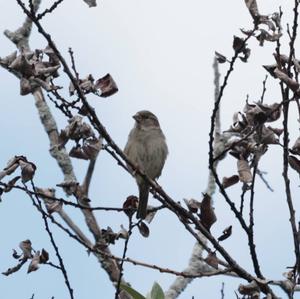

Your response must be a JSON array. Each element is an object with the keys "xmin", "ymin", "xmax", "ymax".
[{"xmin": 124, "ymin": 111, "xmax": 168, "ymax": 219}]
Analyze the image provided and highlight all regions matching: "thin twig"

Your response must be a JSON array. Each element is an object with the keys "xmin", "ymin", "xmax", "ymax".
[
  {"xmin": 248, "ymin": 161, "xmax": 263, "ymax": 278},
  {"xmin": 37, "ymin": 0, "xmax": 65, "ymax": 20},
  {"xmin": 260, "ymin": 75, "xmax": 268, "ymax": 103},
  {"xmin": 115, "ymin": 216, "xmax": 134, "ymax": 299},
  {"xmin": 68, "ymin": 47, "xmax": 80, "ymax": 81},
  {"xmin": 2, "ymin": 258, "xmax": 27, "ymax": 276},
  {"xmin": 256, "ymin": 169, "xmax": 274, "ymax": 192},
  {"xmin": 220, "ymin": 282, "xmax": 225, "ymax": 299},
  {"xmin": 29, "ymin": 181, "xmax": 74, "ymax": 299}
]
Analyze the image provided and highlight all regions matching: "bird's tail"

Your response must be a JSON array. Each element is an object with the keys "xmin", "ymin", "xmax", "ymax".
[{"xmin": 137, "ymin": 183, "xmax": 149, "ymax": 219}]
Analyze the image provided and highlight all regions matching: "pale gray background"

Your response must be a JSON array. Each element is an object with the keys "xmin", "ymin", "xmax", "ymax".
[{"xmin": 0, "ymin": 1, "xmax": 298, "ymax": 298}]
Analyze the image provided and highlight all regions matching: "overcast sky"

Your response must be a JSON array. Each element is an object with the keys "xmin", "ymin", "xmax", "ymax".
[{"xmin": 0, "ymin": 1, "xmax": 299, "ymax": 298}]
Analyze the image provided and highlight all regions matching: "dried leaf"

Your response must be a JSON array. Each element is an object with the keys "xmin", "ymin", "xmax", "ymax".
[
  {"xmin": 39, "ymin": 249, "xmax": 49, "ymax": 264},
  {"xmin": 80, "ymin": 74, "xmax": 95, "ymax": 93},
  {"xmin": 233, "ymin": 36, "xmax": 245, "ymax": 54},
  {"xmin": 27, "ymin": 252, "xmax": 40, "ymax": 273},
  {"xmin": 64, "ymin": 115, "xmax": 94, "ymax": 141},
  {"xmin": 83, "ymin": 0, "xmax": 97, "ymax": 7},
  {"xmin": 3, "ymin": 176, "xmax": 21, "ymax": 193},
  {"xmin": 274, "ymin": 68, "xmax": 299, "ymax": 92},
  {"xmin": 200, "ymin": 193, "xmax": 217, "ymax": 231},
  {"xmin": 82, "ymin": 138, "xmax": 102, "ymax": 160},
  {"xmin": 43, "ymin": 45, "xmax": 60, "ymax": 65},
  {"xmin": 69, "ymin": 146, "xmax": 89, "ymax": 160},
  {"xmin": 137, "ymin": 221, "xmax": 150, "ymax": 238},
  {"xmin": 222, "ymin": 175, "xmax": 239, "ymax": 188},
  {"xmin": 19, "ymin": 240, "xmax": 33, "ymax": 259},
  {"xmin": 19, "ymin": 160, "xmax": 36, "ymax": 183},
  {"xmin": 45, "ymin": 200, "xmax": 63, "ymax": 214},
  {"xmin": 257, "ymin": 29, "xmax": 276, "ymax": 46},
  {"xmin": 292, "ymin": 137, "xmax": 300, "ymax": 155},
  {"xmin": 183, "ymin": 198, "xmax": 201, "ymax": 213},
  {"xmin": 263, "ymin": 64, "xmax": 277, "ymax": 78},
  {"xmin": 218, "ymin": 225, "xmax": 232, "ymax": 241},
  {"xmin": 244, "ymin": 0, "xmax": 259, "ymax": 18},
  {"xmin": 258, "ymin": 126, "xmax": 278, "ymax": 145},
  {"xmin": 144, "ymin": 205, "xmax": 157, "ymax": 224},
  {"xmin": 56, "ymin": 180, "xmax": 79, "ymax": 195},
  {"xmin": 215, "ymin": 51, "xmax": 227, "ymax": 64},
  {"xmin": 123, "ymin": 195, "xmax": 139, "ymax": 217},
  {"xmin": 256, "ymin": 102, "xmax": 281, "ymax": 122},
  {"xmin": 237, "ymin": 158, "xmax": 252, "ymax": 183},
  {"xmin": 35, "ymin": 64, "xmax": 60, "ymax": 77},
  {"xmin": 268, "ymin": 126, "xmax": 283, "ymax": 137},
  {"xmin": 293, "ymin": 57, "xmax": 300, "ymax": 73},
  {"xmin": 95, "ymin": 73, "xmax": 118, "ymax": 97},
  {"xmin": 239, "ymin": 47, "xmax": 251, "ymax": 63},
  {"xmin": 204, "ymin": 252, "xmax": 218, "ymax": 269},
  {"xmin": 288, "ymin": 155, "xmax": 300, "ymax": 174},
  {"xmin": 101, "ymin": 227, "xmax": 117, "ymax": 245},
  {"xmin": 9, "ymin": 54, "xmax": 35, "ymax": 77},
  {"xmin": 244, "ymin": 102, "xmax": 266, "ymax": 125},
  {"xmin": 116, "ymin": 225, "xmax": 129, "ymax": 240}
]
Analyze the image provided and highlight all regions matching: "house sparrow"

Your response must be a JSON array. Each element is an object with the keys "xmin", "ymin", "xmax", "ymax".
[{"xmin": 124, "ymin": 110, "xmax": 168, "ymax": 219}]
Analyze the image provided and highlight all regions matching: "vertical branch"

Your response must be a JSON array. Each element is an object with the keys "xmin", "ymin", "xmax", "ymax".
[
  {"xmin": 206, "ymin": 57, "xmax": 223, "ymax": 195},
  {"xmin": 208, "ymin": 32, "xmax": 264, "ymax": 280},
  {"xmin": 248, "ymin": 162, "xmax": 263, "ymax": 278},
  {"xmin": 282, "ymin": 0, "xmax": 300, "ymax": 275},
  {"xmin": 115, "ymin": 216, "xmax": 134, "ymax": 299}
]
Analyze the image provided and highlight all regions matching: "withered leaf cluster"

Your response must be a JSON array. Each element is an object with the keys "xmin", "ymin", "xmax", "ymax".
[
  {"xmin": 122, "ymin": 195, "xmax": 139, "ymax": 217},
  {"xmin": 184, "ymin": 194, "xmax": 218, "ymax": 232},
  {"xmin": 69, "ymin": 73, "xmax": 118, "ymax": 98},
  {"xmin": 244, "ymin": 0, "xmax": 282, "ymax": 46},
  {"xmin": 58, "ymin": 115, "xmax": 102, "ymax": 160},
  {"xmin": 223, "ymin": 100, "xmax": 282, "ymax": 185},
  {"xmin": 233, "ymin": 36, "xmax": 251, "ymax": 63},
  {"xmin": 35, "ymin": 187, "xmax": 63, "ymax": 214},
  {"xmin": 289, "ymin": 135, "xmax": 300, "ymax": 173},
  {"xmin": 215, "ymin": 36, "xmax": 251, "ymax": 64},
  {"xmin": 264, "ymin": 53, "xmax": 300, "ymax": 95},
  {"xmin": 98, "ymin": 226, "xmax": 129, "ymax": 247},
  {"xmin": 0, "ymin": 156, "xmax": 36, "ymax": 194},
  {"xmin": 0, "ymin": 46, "xmax": 60, "ymax": 95},
  {"xmin": 215, "ymin": 5, "xmax": 281, "ymax": 66},
  {"xmin": 2, "ymin": 240, "xmax": 49, "ymax": 276}
]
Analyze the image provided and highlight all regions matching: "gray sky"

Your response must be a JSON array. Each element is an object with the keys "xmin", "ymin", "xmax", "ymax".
[{"xmin": 0, "ymin": 1, "xmax": 298, "ymax": 298}]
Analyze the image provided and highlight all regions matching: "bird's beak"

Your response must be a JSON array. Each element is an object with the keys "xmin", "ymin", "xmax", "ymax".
[{"xmin": 133, "ymin": 113, "xmax": 141, "ymax": 123}]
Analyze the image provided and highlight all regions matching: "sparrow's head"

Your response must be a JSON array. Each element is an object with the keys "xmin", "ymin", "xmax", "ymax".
[{"xmin": 133, "ymin": 110, "xmax": 160, "ymax": 129}]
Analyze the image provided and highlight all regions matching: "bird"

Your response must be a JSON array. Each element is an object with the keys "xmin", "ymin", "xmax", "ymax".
[{"xmin": 124, "ymin": 110, "xmax": 168, "ymax": 219}]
